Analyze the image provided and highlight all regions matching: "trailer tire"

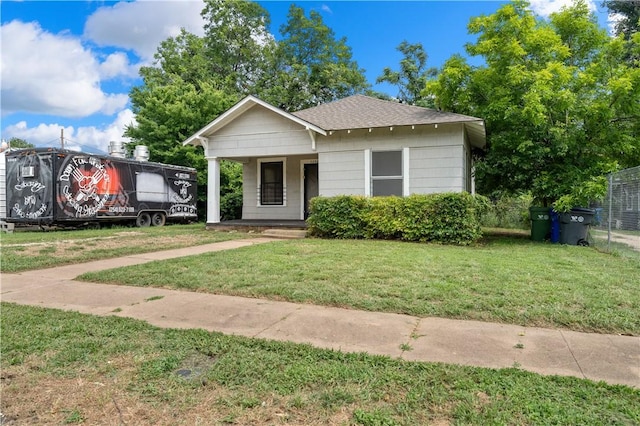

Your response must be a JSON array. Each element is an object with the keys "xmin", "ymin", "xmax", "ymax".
[
  {"xmin": 136, "ymin": 212, "xmax": 152, "ymax": 228},
  {"xmin": 151, "ymin": 212, "xmax": 166, "ymax": 227}
]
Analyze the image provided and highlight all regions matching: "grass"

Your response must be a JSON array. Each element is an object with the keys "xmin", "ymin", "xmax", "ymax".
[
  {"xmin": 2, "ymin": 303, "xmax": 638, "ymax": 425},
  {"xmin": 0, "ymin": 223, "xmax": 254, "ymax": 273},
  {"xmin": 590, "ymin": 229, "xmax": 640, "ymax": 261},
  {"xmin": 80, "ymin": 235, "xmax": 640, "ymax": 335}
]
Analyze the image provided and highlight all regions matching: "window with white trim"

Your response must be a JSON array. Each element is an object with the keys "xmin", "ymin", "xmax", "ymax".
[
  {"xmin": 371, "ymin": 150, "xmax": 403, "ymax": 196},
  {"xmin": 623, "ymin": 185, "xmax": 633, "ymax": 211},
  {"xmin": 258, "ymin": 159, "xmax": 285, "ymax": 206}
]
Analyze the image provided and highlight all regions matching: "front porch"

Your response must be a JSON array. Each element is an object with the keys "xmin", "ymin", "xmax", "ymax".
[{"xmin": 206, "ymin": 154, "xmax": 319, "ymax": 224}]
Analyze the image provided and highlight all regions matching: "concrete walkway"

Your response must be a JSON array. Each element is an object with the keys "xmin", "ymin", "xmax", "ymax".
[{"xmin": 1, "ymin": 238, "xmax": 638, "ymax": 388}]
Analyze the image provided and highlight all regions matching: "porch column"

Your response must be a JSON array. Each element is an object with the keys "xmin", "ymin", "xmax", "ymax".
[{"xmin": 207, "ymin": 157, "xmax": 221, "ymax": 223}]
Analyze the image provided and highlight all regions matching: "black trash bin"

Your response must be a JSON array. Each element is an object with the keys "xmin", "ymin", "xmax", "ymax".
[{"xmin": 559, "ymin": 208, "xmax": 595, "ymax": 246}]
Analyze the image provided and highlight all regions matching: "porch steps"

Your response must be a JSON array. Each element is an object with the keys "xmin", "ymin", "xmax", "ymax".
[{"xmin": 261, "ymin": 229, "xmax": 307, "ymax": 239}]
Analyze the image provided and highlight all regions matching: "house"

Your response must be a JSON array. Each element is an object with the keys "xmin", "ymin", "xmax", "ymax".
[
  {"xmin": 183, "ymin": 94, "xmax": 486, "ymax": 225},
  {"xmin": 608, "ymin": 166, "xmax": 640, "ymax": 230}
]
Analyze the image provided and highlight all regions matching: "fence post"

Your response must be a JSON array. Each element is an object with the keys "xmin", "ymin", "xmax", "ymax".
[{"xmin": 607, "ymin": 173, "xmax": 613, "ymax": 252}]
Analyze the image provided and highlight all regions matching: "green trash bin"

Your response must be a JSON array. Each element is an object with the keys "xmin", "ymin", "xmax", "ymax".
[{"xmin": 529, "ymin": 207, "xmax": 551, "ymax": 242}]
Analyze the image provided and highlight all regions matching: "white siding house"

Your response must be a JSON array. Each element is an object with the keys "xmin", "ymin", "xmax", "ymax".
[{"xmin": 183, "ymin": 95, "xmax": 486, "ymax": 225}]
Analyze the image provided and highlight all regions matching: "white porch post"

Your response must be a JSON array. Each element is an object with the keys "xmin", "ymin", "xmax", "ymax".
[{"xmin": 207, "ymin": 157, "xmax": 221, "ymax": 223}]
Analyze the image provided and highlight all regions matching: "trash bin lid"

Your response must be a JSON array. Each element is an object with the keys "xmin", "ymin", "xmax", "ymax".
[{"xmin": 570, "ymin": 207, "xmax": 595, "ymax": 214}]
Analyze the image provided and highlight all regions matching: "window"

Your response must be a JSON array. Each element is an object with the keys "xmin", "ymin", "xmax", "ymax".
[
  {"xmin": 20, "ymin": 166, "xmax": 36, "ymax": 178},
  {"xmin": 623, "ymin": 185, "xmax": 633, "ymax": 211},
  {"xmin": 371, "ymin": 151, "xmax": 403, "ymax": 196},
  {"xmin": 259, "ymin": 160, "xmax": 285, "ymax": 205}
]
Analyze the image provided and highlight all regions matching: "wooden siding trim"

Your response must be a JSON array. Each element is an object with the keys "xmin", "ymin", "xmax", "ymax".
[
  {"xmin": 364, "ymin": 149, "xmax": 371, "ymax": 196},
  {"xmin": 403, "ymin": 147, "xmax": 410, "ymax": 196}
]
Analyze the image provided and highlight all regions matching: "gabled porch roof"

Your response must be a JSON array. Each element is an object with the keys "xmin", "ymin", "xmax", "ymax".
[{"xmin": 183, "ymin": 95, "xmax": 326, "ymax": 149}]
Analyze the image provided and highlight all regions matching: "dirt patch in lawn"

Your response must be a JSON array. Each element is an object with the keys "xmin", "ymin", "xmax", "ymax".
[
  {"xmin": 5, "ymin": 234, "xmax": 206, "ymax": 259},
  {"xmin": 0, "ymin": 355, "xmax": 364, "ymax": 426},
  {"xmin": 1, "ymin": 354, "xmax": 223, "ymax": 425}
]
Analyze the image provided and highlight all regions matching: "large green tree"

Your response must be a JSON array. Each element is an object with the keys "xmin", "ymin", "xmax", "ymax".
[
  {"xmin": 201, "ymin": 0, "xmax": 275, "ymax": 94},
  {"xmin": 604, "ymin": 0, "xmax": 640, "ymax": 40},
  {"xmin": 376, "ymin": 41, "xmax": 437, "ymax": 106},
  {"xmin": 426, "ymin": 0, "xmax": 640, "ymax": 209},
  {"xmin": 257, "ymin": 4, "xmax": 369, "ymax": 111}
]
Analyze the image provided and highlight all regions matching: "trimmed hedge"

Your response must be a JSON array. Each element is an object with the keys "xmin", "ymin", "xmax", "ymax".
[{"xmin": 307, "ymin": 193, "xmax": 486, "ymax": 245}]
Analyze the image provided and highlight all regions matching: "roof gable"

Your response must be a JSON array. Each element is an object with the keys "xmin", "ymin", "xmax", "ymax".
[{"xmin": 183, "ymin": 95, "xmax": 326, "ymax": 147}]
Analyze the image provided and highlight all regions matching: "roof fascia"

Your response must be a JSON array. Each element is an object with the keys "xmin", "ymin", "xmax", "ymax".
[{"xmin": 463, "ymin": 120, "xmax": 486, "ymax": 149}]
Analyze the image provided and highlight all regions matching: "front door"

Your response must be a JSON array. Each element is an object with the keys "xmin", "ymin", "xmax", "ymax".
[{"xmin": 303, "ymin": 162, "xmax": 318, "ymax": 219}]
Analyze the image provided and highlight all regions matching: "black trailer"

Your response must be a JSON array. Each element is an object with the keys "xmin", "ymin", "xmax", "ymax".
[{"xmin": 4, "ymin": 148, "xmax": 197, "ymax": 228}]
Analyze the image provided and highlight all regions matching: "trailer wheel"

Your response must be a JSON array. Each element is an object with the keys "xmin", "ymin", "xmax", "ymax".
[
  {"xmin": 151, "ymin": 212, "xmax": 166, "ymax": 227},
  {"xmin": 136, "ymin": 212, "xmax": 152, "ymax": 228}
]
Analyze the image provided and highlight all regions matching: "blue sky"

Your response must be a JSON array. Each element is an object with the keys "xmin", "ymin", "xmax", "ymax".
[{"xmin": 1, "ymin": 0, "xmax": 614, "ymax": 153}]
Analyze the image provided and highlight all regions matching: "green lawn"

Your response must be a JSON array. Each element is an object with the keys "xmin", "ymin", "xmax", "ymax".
[
  {"xmin": 80, "ymin": 235, "xmax": 640, "ymax": 335},
  {"xmin": 2, "ymin": 303, "xmax": 638, "ymax": 425},
  {"xmin": 0, "ymin": 224, "xmax": 254, "ymax": 273}
]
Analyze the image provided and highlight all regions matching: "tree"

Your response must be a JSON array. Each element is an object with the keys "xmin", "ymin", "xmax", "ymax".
[
  {"xmin": 426, "ymin": 0, "xmax": 640, "ymax": 209},
  {"xmin": 376, "ymin": 41, "xmax": 437, "ymax": 106},
  {"xmin": 257, "ymin": 5, "xmax": 369, "ymax": 111},
  {"xmin": 604, "ymin": 0, "xmax": 640, "ymax": 40},
  {"xmin": 146, "ymin": 29, "xmax": 212, "ymax": 88},
  {"xmin": 7, "ymin": 138, "xmax": 35, "ymax": 149},
  {"xmin": 201, "ymin": 0, "xmax": 275, "ymax": 94}
]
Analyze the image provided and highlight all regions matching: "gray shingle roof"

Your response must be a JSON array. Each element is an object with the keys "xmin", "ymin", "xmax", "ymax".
[{"xmin": 292, "ymin": 94, "xmax": 482, "ymax": 130}]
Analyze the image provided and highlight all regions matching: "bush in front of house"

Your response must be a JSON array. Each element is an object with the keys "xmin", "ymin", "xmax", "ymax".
[
  {"xmin": 478, "ymin": 192, "xmax": 532, "ymax": 230},
  {"xmin": 307, "ymin": 193, "xmax": 485, "ymax": 245},
  {"xmin": 306, "ymin": 195, "xmax": 369, "ymax": 239}
]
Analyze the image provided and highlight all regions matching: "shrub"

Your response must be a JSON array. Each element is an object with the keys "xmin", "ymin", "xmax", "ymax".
[
  {"xmin": 307, "ymin": 193, "xmax": 483, "ymax": 245},
  {"xmin": 306, "ymin": 195, "xmax": 369, "ymax": 239},
  {"xmin": 479, "ymin": 193, "xmax": 532, "ymax": 229},
  {"xmin": 362, "ymin": 196, "xmax": 403, "ymax": 240}
]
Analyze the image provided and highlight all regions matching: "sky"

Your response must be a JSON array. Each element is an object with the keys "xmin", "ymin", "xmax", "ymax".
[{"xmin": 0, "ymin": 0, "xmax": 615, "ymax": 154}]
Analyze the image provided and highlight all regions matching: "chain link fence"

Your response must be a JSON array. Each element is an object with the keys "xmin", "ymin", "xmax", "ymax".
[{"xmin": 591, "ymin": 166, "xmax": 640, "ymax": 259}]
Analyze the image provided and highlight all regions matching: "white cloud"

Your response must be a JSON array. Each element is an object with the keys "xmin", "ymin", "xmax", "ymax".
[
  {"xmin": 83, "ymin": 0, "xmax": 206, "ymax": 62},
  {"xmin": 529, "ymin": 0, "xmax": 597, "ymax": 18},
  {"xmin": 3, "ymin": 109, "xmax": 137, "ymax": 153},
  {"xmin": 321, "ymin": 4, "xmax": 333, "ymax": 14},
  {"xmin": 99, "ymin": 52, "xmax": 139, "ymax": 79},
  {"xmin": 0, "ymin": 20, "xmax": 130, "ymax": 118},
  {"xmin": 607, "ymin": 12, "xmax": 624, "ymax": 36}
]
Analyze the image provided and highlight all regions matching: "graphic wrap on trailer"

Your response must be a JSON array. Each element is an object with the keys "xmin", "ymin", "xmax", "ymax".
[
  {"xmin": 5, "ymin": 151, "xmax": 54, "ymax": 220},
  {"xmin": 5, "ymin": 148, "xmax": 197, "ymax": 226}
]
